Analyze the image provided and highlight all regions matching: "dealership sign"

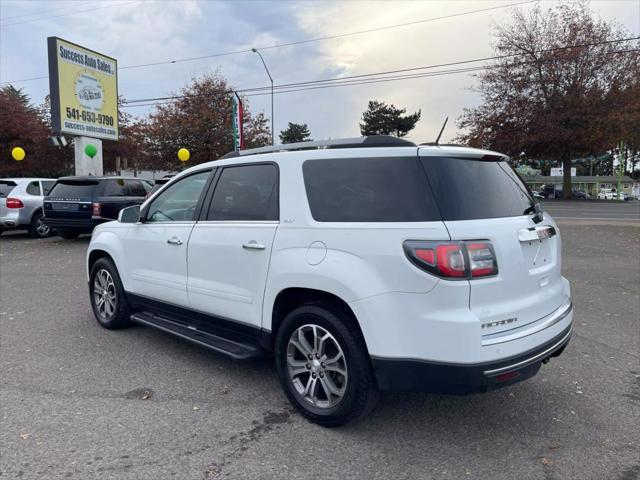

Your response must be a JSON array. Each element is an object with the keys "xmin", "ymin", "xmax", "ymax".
[{"xmin": 47, "ymin": 37, "xmax": 118, "ymax": 141}]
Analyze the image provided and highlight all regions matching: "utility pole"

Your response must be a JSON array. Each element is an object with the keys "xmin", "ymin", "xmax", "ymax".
[{"xmin": 251, "ymin": 48, "xmax": 274, "ymax": 145}]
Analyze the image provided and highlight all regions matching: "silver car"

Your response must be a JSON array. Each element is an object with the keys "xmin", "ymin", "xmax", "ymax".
[{"xmin": 0, "ymin": 178, "xmax": 57, "ymax": 238}]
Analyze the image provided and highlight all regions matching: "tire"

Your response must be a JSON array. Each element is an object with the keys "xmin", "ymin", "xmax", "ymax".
[
  {"xmin": 28, "ymin": 211, "xmax": 51, "ymax": 238},
  {"xmin": 275, "ymin": 303, "xmax": 379, "ymax": 427},
  {"xmin": 89, "ymin": 257, "xmax": 132, "ymax": 330},
  {"xmin": 57, "ymin": 229, "xmax": 80, "ymax": 239}
]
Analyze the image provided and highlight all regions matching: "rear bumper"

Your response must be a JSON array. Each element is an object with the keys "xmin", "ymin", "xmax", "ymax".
[
  {"xmin": 42, "ymin": 217, "xmax": 105, "ymax": 231},
  {"xmin": 372, "ymin": 323, "xmax": 571, "ymax": 393},
  {"xmin": 0, "ymin": 212, "xmax": 27, "ymax": 229}
]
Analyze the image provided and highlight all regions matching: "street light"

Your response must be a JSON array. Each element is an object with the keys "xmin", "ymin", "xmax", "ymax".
[{"xmin": 251, "ymin": 48, "xmax": 274, "ymax": 145}]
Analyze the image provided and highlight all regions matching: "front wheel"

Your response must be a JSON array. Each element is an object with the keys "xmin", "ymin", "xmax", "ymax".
[
  {"xmin": 275, "ymin": 303, "xmax": 379, "ymax": 427},
  {"xmin": 28, "ymin": 212, "xmax": 51, "ymax": 238},
  {"xmin": 89, "ymin": 257, "xmax": 132, "ymax": 329}
]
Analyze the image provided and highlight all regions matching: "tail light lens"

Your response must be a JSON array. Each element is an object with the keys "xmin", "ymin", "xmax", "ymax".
[
  {"xmin": 404, "ymin": 240, "xmax": 498, "ymax": 279},
  {"xmin": 6, "ymin": 198, "xmax": 24, "ymax": 209},
  {"xmin": 92, "ymin": 202, "xmax": 101, "ymax": 217}
]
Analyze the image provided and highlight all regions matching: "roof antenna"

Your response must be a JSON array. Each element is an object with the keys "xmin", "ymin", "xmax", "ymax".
[{"xmin": 435, "ymin": 117, "xmax": 448, "ymax": 145}]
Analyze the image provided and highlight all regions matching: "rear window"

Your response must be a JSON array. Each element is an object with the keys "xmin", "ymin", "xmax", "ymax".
[
  {"xmin": 42, "ymin": 181, "xmax": 55, "ymax": 195},
  {"xmin": 420, "ymin": 157, "xmax": 534, "ymax": 221},
  {"xmin": 103, "ymin": 179, "xmax": 150, "ymax": 197},
  {"xmin": 48, "ymin": 181, "xmax": 99, "ymax": 198},
  {"xmin": 303, "ymin": 157, "xmax": 440, "ymax": 222},
  {"xmin": 0, "ymin": 181, "xmax": 17, "ymax": 197}
]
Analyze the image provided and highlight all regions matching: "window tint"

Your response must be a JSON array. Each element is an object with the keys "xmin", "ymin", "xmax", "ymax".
[
  {"xmin": 303, "ymin": 157, "xmax": 440, "ymax": 222},
  {"xmin": 207, "ymin": 164, "xmax": 278, "ymax": 221},
  {"xmin": 42, "ymin": 181, "xmax": 55, "ymax": 195},
  {"xmin": 26, "ymin": 181, "xmax": 41, "ymax": 195},
  {"xmin": 48, "ymin": 181, "xmax": 99, "ymax": 198},
  {"xmin": 146, "ymin": 170, "xmax": 210, "ymax": 222},
  {"xmin": 0, "ymin": 181, "xmax": 17, "ymax": 197},
  {"xmin": 103, "ymin": 179, "xmax": 149, "ymax": 197},
  {"xmin": 420, "ymin": 157, "xmax": 534, "ymax": 221}
]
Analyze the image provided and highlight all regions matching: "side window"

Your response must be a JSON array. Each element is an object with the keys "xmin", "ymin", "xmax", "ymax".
[
  {"xmin": 207, "ymin": 164, "xmax": 278, "ymax": 221},
  {"xmin": 42, "ymin": 181, "xmax": 55, "ymax": 195},
  {"xmin": 26, "ymin": 181, "xmax": 41, "ymax": 195},
  {"xmin": 303, "ymin": 157, "xmax": 440, "ymax": 222},
  {"xmin": 146, "ymin": 171, "xmax": 210, "ymax": 222}
]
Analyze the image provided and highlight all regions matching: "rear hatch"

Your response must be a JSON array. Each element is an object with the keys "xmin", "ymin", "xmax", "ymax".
[
  {"xmin": 0, "ymin": 180, "xmax": 18, "ymax": 217},
  {"xmin": 44, "ymin": 179, "xmax": 100, "ymax": 220},
  {"xmin": 419, "ymin": 150, "xmax": 567, "ymax": 339}
]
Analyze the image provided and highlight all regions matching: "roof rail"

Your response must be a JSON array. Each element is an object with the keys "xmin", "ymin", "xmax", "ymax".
[
  {"xmin": 221, "ymin": 135, "xmax": 415, "ymax": 159},
  {"xmin": 419, "ymin": 142, "xmax": 468, "ymax": 147}
]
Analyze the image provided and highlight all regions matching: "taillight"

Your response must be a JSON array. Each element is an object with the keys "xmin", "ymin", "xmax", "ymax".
[
  {"xmin": 467, "ymin": 242, "xmax": 498, "ymax": 277},
  {"xmin": 404, "ymin": 240, "xmax": 498, "ymax": 279},
  {"xmin": 92, "ymin": 202, "xmax": 101, "ymax": 217},
  {"xmin": 6, "ymin": 197, "xmax": 24, "ymax": 209}
]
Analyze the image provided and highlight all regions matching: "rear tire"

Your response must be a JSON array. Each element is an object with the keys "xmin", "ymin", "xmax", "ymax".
[
  {"xmin": 57, "ymin": 228, "xmax": 80, "ymax": 239},
  {"xmin": 89, "ymin": 257, "xmax": 132, "ymax": 330},
  {"xmin": 28, "ymin": 212, "xmax": 51, "ymax": 238},
  {"xmin": 275, "ymin": 303, "xmax": 379, "ymax": 427}
]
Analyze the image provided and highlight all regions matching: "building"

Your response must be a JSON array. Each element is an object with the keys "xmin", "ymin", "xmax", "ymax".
[{"xmin": 523, "ymin": 175, "xmax": 639, "ymax": 198}]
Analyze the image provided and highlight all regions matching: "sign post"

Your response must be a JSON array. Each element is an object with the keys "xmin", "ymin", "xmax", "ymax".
[{"xmin": 47, "ymin": 37, "xmax": 118, "ymax": 175}]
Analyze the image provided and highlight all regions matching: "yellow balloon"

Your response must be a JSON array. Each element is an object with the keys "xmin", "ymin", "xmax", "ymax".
[
  {"xmin": 11, "ymin": 147, "xmax": 25, "ymax": 161},
  {"xmin": 177, "ymin": 148, "xmax": 190, "ymax": 162}
]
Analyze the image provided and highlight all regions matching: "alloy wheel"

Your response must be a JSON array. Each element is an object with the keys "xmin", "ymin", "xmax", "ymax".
[
  {"xmin": 93, "ymin": 269, "xmax": 117, "ymax": 319},
  {"xmin": 35, "ymin": 217, "xmax": 50, "ymax": 237},
  {"xmin": 286, "ymin": 324, "xmax": 348, "ymax": 409}
]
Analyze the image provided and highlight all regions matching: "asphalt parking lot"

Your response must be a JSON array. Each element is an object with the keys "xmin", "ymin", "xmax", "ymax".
[{"xmin": 1, "ymin": 203, "xmax": 639, "ymax": 479}]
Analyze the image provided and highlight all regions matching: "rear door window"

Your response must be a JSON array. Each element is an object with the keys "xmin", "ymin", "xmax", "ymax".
[
  {"xmin": 303, "ymin": 157, "xmax": 440, "ymax": 222},
  {"xmin": 207, "ymin": 164, "xmax": 278, "ymax": 221},
  {"xmin": 420, "ymin": 157, "xmax": 534, "ymax": 221},
  {"xmin": 0, "ymin": 181, "xmax": 17, "ymax": 197},
  {"xmin": 48, "ymin": 181, "xmax": 99, "ymax": 198}
]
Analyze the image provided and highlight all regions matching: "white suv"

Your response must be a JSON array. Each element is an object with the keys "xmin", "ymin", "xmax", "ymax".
[{"xmin": 87, "ymin": 136, "xmax": 573, "ymax": 426}]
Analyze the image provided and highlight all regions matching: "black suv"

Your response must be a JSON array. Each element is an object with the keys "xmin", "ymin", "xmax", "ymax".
[{"xmin": 43, "ymin": 176, "xmax": 151, "ymax": 238}]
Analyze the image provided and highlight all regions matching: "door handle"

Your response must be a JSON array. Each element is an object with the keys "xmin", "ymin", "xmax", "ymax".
[
  {"xmin": 167, "ymin": 237, "xmax": 183, "ymax": 245},
  {"xmin": 242, "ymin": 241, "xmax": 266, "ymax": 250}
]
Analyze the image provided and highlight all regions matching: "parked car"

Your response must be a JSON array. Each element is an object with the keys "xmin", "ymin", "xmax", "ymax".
[
  {"xmin": 87, "ymin": 136, "xmax": 572, "ymax": 426},
  {"xmin": 145, "ymin": 175, "xmax": 175, "ymax": 199},
  {"xmin": 43, "ymin": 176, "xmax": 152, "ymax": 239},
  {"xmin": 0, "ymin": 178, "xmax": 56, "ymax": 238},
  {"xmin": 598, "ymin": 188, "xmax": 627, "ymax": 200}
]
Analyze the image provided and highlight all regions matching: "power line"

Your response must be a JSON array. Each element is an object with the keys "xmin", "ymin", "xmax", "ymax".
[
  {"xmin": 120, "ymin": 47, "xmax": 639, "ymax": 109},
  {"xmin": 0, "ymin": 1, "xmax": 139, "ymax": 27},
  {"xmin": 1, "ymin": 0, "xmax": 535, "ymax": 84},
  {"xmin": 0, "ymin": 1, "xmax": 95, "ymax": 22},
  {"xmin": 121, "ymin": 38, "xmax": 640, "ymax": 105}
]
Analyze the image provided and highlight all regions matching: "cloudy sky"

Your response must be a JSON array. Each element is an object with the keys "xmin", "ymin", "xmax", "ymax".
[{"xmin": 1, "ymin": 0, "xmax": 638, "ymax": 143}]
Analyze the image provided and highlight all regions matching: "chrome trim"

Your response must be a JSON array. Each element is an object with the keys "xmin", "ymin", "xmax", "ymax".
[
  {"xmin": 518, "ymin": 225, "xmax": 556, "ymax": 242},
  {"xmin": 196, "ymin": 220, "xmax": 279, "ymax": 225},
  {"xmin": 484, "ymin": 327, "xmax": 572, "ymax": 376},
  {"xmin": 482, "ymin": 300, "xmax": 572, "ymax": 346}
]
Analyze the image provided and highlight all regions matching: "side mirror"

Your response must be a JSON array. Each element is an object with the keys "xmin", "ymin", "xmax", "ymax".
[{"xmin": 118, "ymin": 205, "xmax": 141, "ymax": 223}]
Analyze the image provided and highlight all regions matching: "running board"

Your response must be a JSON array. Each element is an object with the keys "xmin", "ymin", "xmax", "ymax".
[{"xmin": 130, "ymin": 311, "xmax": 262, "ymax": 360}]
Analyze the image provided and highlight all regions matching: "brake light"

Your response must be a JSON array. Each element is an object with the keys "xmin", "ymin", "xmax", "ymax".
[
  {"xmin": 92, "ymin": 202, "xmax": 101, "ymax": 217},
  {"xmin": 6, "ymin": 198, "xmax": 23, "ymax": 209},
  {"xmin": 436, "ymin": 244, "xmax": 466, "ymax": 277},
  {"xmin": 403, "ymin": 240, "xmax": 498, "ymax": 279}
]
